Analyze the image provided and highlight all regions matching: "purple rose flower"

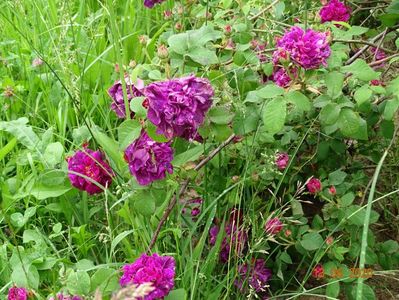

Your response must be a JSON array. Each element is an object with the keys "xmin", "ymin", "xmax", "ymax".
[
  {"xmin": 273, "ymin": 26, "xmax": 331, "ymax": 70},
  {"xmin": 319, "ymin": 0, "xmax": 350, "ymax": 24},
  {"xmin": 235, "ymin": 259, "xmax": 272, "ymax": 293},
  {"xmin": 272, "ymin": 68, "xmax": 297, "ymax": 88},
  {"xmin": 275, "ymin": 152, "xmax": 289, "ymax": 170},
  {"xmin": 209, "ymin": 209, "xmax": 248, "ymax": 263},
  {"xmin": 120, "ymin": 253, "xmax": 175, "ymax": 300},
  {"xmin": 306, "ymin": 177, "xmax": 322, "ymax": 194},
  {"xmin": 108, "ymin": 78, "xmax": 145, "ymax": 118},
  {"xmin": 67, "ymin": 147, "xmax": 114, "ymax": 195},
  {"xmin": 7, "ymin": 287, "xmax": 27, "ymax": 300},
  {"xmin": 265, "ymin": 218, "xmax": 283, "ymax": 235},
  {"xmin": 124, "ymin": 131, "xmax": 173, "ymax": 186},
  {"xmin": 145, "ymin": 75, "xmax": 214, "ymax": 141},
  {"xmin": 144, "ymin": 0, "xmax": 166, "ymax": 8}
]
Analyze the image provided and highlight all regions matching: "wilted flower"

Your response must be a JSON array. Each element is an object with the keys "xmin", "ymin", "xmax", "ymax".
[
  {"xmin": 163, "ymin": 10, "xmax": 172, "ymax": 19},
  {"xmin": 224, "ymin": 24, "xmax": 232, "ymax": 34},
  {"xmin": 235, "ymin": 259, "xmax": 272, "ymax": 292},
  {"xmin": 312, "ymin": 264, "xmax": 324, "ymax": 279},
  {"xmin": 209, "ymin": 209, "xmax": 248, "ymax": 263},
  {"xmin": 326, "ymin": 236, "xmax": 334, "ymax": 245},
  {"xmin": 306, "ymin": 177, "xmax": 322, "ymax": 194},
  {"xmin": 319, "ymin": 0, "xmax": 350, "ymax": 24},
  {"xmin": 32, "ymin": 57, "xmax": 44, "ymax": 67},
  {"xmin": 67, "ymin": 147, "xmax": 114, "ymax": 195},
  {"xmin": 370, "ymin": 79, "xmax": 385, "ymax": 86},
  {"xmin": 275, "ymin": 152, "xmax": 290, "ymax": 170},
  {"xmin": 124, "ymin": 131, "xmax": 173, "ymax": 186},
  {"xmin": 145, "ymin": 75, "xmax": 214, "ymax": 141},
  {"xmin": 108, "ymin": 77, "xmax": 145, "ymax": 119},
  {"xmin": 7, "ymin": 287, "xmax": 27, "ymax": 300},
  {"xmin": 370, "ymin": 47, "xmax": 386, "ymax": 69},
  {"xmin": 157, "ymin": 44, "xmax": 169, "ymax": 59},
  {"xmin": 265, "ymin": 218, "xmax": 283, "ymax": 235},
  {"xmin": 3, "ymin": 86, "xmax": 14, "ymax": 98},
  {"xmin": 273, "ymin": 67, "xmax": 297, "ymax": 87},
  {"xmin": 273, "ymin": 26, "xmax": 331, "ymax": 70},
  {"xmin": 144, "ymin": 0, "xmax": 166, "ymax": 8},
  {"xmin": 120, "ymin": 253, "xmax": 175, "ymax": 300}
]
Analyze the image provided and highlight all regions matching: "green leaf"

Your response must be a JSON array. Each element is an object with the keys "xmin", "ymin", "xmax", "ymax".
[
  {"xmin": 110, "ymin": 230, "xmax": 134, "ymax": 256},
  {"xmin": 132, "ymin": 190, "xmax": 156, "ymax": 216},
  {"xmin": 354, "ymin": 85, "xmax": 372, "ymax": 106},
  {"xmin": 146, "ymin": 122, "xmax": 169, "ymax": 143},
  {"xmin": 43, "ymin": 142, "xmax": 64, "ymax": 168},
  {"xmin": 320, "ymin": 103, "xmax": 341, "ymax": 125},
  {"xmin": 255, "ymin": 84, "xmax": 285, "ymax": 99},
  {"xmin": 326, "ymin": 71, "xmax": 344, "ymax": 99},
  {"xmin": 383, "ymin": 97, "xmax": 399, "ymax": 120},
  {"xmin": 341, "ymin": 192, "xmax": 355, "ymax": 207},
  {"xmin": 285, "ymin": 91, "xmax": 311, "ymax": 112},
  {"xmin": 381, "ymin": 240, "xmax": 399, "ymax": 254},
  {"xmin": 187, "ymin": 47, "xmax": 219, "ymax": 65},
  {"xmin": 11, "ymin": 264, "xmax": 39, "ymax": 289},
  {"xmin": 300, "ymin": 232, "xmax": 324, "ymax": 251},
  {"xmin": 129, "ymin": 96, "xmax": 147, "ymax": 118},
  {"xmin": 326, "ymin": 281, "xmax": 340, "ymax": 298},
  {"xmin": 0, "ymin": 137, "xmax": 17, "ymax": 161},
  {"xmin": 338, "ymin": 108, "xmax": 360, "ymax": 137},
  {"xmin": 165, "ymin": 289, "xmax": 187, "ymax": 300},
  {"xmin": 66, "ymin": 270, "xmax": 91, "ymax": 295},
  {"xmin": 208, "ymin": 107, "xmax": 235, "ymax": 124},
  {"xmin": 91, "ymin": 268, "xmax": 119, "ymax": 293},
  {"xmin": 118, "ymin": 119, "xmax": 141, "ymax": 150},
  {"xmin": 350, "ymin": 283, "xmax": 376, "ymax": 300},
  {"xmin": 29, "ymin": 184, "xmax": 71, "ymax": 200},
  {"xmin": 328, "ymin": 169, "xmax": 347, "ymax": 185},
  {"xmin": 342, "ymin": 59, "xmax": 379, "ymax": 81},
  {"xmin": 0, "ymin": 117, "xmax": 40, "ymax": 151},
  {"xmin": 173, "ymin": 145, "xmax": 204, "ymax": 167},
  {"xmin": 350, "ymin": 117, "xmax": 368, "ymax": 140},
  {"xmin": 346, "ymin": 205, "xmax": 379, "ymax": 226},
  {"xmin": 262, "ymin": 98, "xmax": 286, "ymax": 134}
]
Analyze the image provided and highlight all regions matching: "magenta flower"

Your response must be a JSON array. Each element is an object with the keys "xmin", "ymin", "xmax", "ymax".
[
  {"xmin": 306, "ymin": 177, "xmax": 322, "ymax": 194},
  {"xmin": 120, "ymin": 253, "xmax": 175, "ymax": 300},
  {"xmin": 319, "ymin": 0, "xmax": 350, "ymax": 23},
  {"xmin": 124, "ymin": 131, "xmax": 173, "ymax": 186},
  {"xmin": 371, "ymin": 47, "xmax": 386, "ymax": 69},
  {"xmin": 145, "ymin": 75, "xmax": 214, "ymax": 141},
  {"xmin": 273, "ymin": 68, "xmax": 296, "ymax": 87},
  {"xmin": 67, "ymin": 147, "xmax": 114, "ymax": 195},
  {"xmin": 144, "ymin": 0, "xmax": 166, "ymax": 8},
  {"xmin": 7, "ymin": 287, "xmax": 27, "ymax": 300},
  {"xmin": 312, "ymin": 264, "xmax": 325, "ymax": 279},
  {"xmin": 275, "ymin": 152, "xmax": 290, "ymax": 170},
  {"xmin": 265, "ymin": 218, "xmax": 283, "ymax": 235},
  {"xmin": 108, "ymin": 78, "xmax": 145, "ymax": 118},
  {"xmin": 209, "ymin": 209, "xmax": 248, "ymax": 263},
  {"xmin": 235, "ymin": 259, "xmax": 272, "ymax": 292},
  {"xmin": 273, "ymin": 26, "xmax": 331, "ymax": 70},
  {"xmin": 49, "ymin": 294, "xmax": 82, "ymax": 300}
]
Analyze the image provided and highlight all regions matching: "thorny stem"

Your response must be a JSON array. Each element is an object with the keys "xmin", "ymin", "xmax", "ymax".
[{"xmin": 147, "ymin": 134, "xmax": 236, "ymax": 252}]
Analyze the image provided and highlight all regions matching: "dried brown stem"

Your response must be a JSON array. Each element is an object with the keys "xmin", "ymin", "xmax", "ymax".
[{"xmin": 147, "ymin": 134, "xmax": 236, "ymax": 251}]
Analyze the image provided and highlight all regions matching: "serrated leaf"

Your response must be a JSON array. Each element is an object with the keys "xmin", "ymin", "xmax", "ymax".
[
  {"xmin": 320, "ymin": 103, "xmax": 341, "ymax": 125},
  {"xmin": 338, "ymin": 108, "xmax": 360, "ymax": 137},
  {"xmin": 262, "ymin": 98, "xmax": 286, "ymax": 134},
  {"xmin": 326, "ymin": 71, "xmax": 344, "ymax": 99},
  {"xmin": 256, "ymin": 84, "xmax": 285, "ymax": 99},
  {"xmin": 342, "ymin": 59, "xmax": 379, "ymax": 81},
  {"xmin": 208, "ymin": 107, "xmax": 235, "ymax": 124},
  {"xmin": 285, "ymin": 91, "xmax": 311, "ymax": 112}
]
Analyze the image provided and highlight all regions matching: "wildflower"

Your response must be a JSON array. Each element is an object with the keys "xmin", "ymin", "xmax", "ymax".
[
  {"xmin": 319, "ymin": 0, "xmax": 350, "ymax": 24},
  {"xmin": 67, "ymin": 147, "xmax": 114, "ymax": 195},
  {"xmin": 157, "ymin": 44, "xmax": 169, "ymax": 59},
  {"xmin": 312, "ymin": 264, "xmax": 325, "ymax": 279},
  {"xmin": 275, "ymin": 152, "xmax": 289, "ymax": 170},
  {"xmin": 328, "ymin": 185, "xmax": 336, "ymax": 195},
  {"xmin": 209, "ymin": 209, "xmax": 248, "ymax": 263},
  {"xmin": 32, "ymin": 57, "xmax": 44, "ymax": 67},
  {"xmin": 163, "ymin": 10, "xmax": 172, "ymax": 19},
  {"xmin": 265, "ymin": 218, "xmax": 283, "ymax": 235},
  {"xmin": 144, "ymin": 0, "xmax": 166, "ymax": 8},
  {"xmin": 273, "ymin": 26, "xmax": 331, "ymax": 70},
  {"xmin": 182, "ymin": 197, "xmax": 203, "ymax": 219},
  {"xmin": 108, "ymin": 77, "xmax": 145, "ymax": 119},
  {"xmin": 273, "ymin": 67, "xmax": 297, "ymax": 87},
  {"xmin": 7, "ymin": 287, "xmax": 27, "ymax": 300},
  {"xmin": 174, "ymin": 22, "xmax": 182, "ymax": 31},
  {"xmin": 284, "ymin": 229, "xmax": 292, "ymax": 237},
  {"xmin": 224, "ymin": 24, "xmax": 232, "ymax": 34},
  {"xmin": 306, "ymin": 177, "xmax": 322, "ymax": 194},
  {"xmin": 370, "ymin": 79, "xmax": 385, "ymax": 86},
  {"xmin": 235, "ymin": 259, "xmax": 272, "ymax": 292},
  {"xmin": 120, "ymin": 253, "xmax": 175, "ymax": 300},
  {"xmin": 124, "ymin": 131, "xmax": 173, "ymax": 186},
  {"xmin": 145, "ymin": 75, "xmax": 214, "ymax": 141},
  {"xmin": 326, "ymin": 236, "xmax": 334, "ymax": 245}
]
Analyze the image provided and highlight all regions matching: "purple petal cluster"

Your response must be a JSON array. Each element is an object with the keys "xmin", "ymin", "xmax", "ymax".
[
  {"xmin": 144, "ymin": 0, "xmax": 166, "ymax": 8},
  {"xmin": 209, "ymin": 209, "xmax": 248, "ymax": 263},
  {"xmin": 7, "ymin": 287, "xmax": 27, "ymax": 300},
  {"xmin": 49, "ymin": 294, "xmax": 82, "ymax": 300},
  {"xmin": 145, "ymin": 75, "xmax": 214, "ymax": 141},
  {"xmin": 120, "ymin": 253, "xmax": 175, "ymax": 300},
  {"xmin": 275, "ymin": 152, "xmax": 289, "ymax": 170},
  {"xmin": 319, "ymin": 0, "xmax": 350, "ymax": 24},
  {"xmin": 108, "ymin": 78, "xmax": 144, "ymax": 118},
  {"xmin": 67, "ymin": 147, "xmax": 114, "ymax": 195},
  {"xmin": 273, "ymin": 26, "xmax": 331, "ymax": 70},
  {"xmin": 235, "ymin": 259, "xmax": 272, "ymax": 292},
  {"xmin": 124, "ymin": 131, "xmax": 173, "ymax": 186},
  {"xmin": 272, "ymin": 68, "xmax": 297, "ymax": 87},
  {"xmin": 265, "ymin": 218, "xmax": 283, "ymax": 235}
]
